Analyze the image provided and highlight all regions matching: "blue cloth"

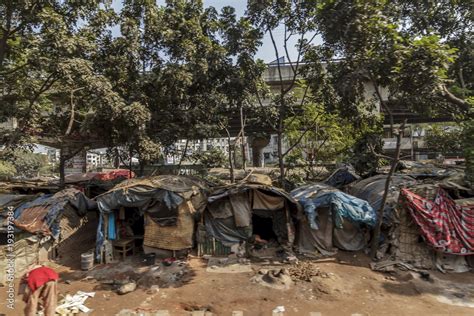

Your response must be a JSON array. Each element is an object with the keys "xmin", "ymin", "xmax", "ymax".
[
  {"xmin": 291, "ymin": 184, "xmax": 376, "ymax": 230},
  {"xmin": 14, "ymin": 195, "xmax": 52, "ymax": 218},
  {"xmin": 108, "ymin": 212, "xmax": 116, "ymax": 240},
  {"xmin": 95, "ymin": 213, "xmax": 104, "ymax": 260},
  {"xmin": 13, "ymin": 195, "xmax": 68, "ymax": 239}
]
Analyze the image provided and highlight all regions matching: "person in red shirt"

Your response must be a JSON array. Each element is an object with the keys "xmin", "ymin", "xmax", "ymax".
[{"xmin": 21, "ymin": 266, "xmax": 59, "ymax": 316}]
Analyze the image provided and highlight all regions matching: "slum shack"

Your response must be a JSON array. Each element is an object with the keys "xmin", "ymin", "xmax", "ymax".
[
  {"xmin": 394, "ymin": 184, "xmax": 473, "ymax": 272},
  {"xmin": 0, "ymin": 188, "xmax": 96, "ymax": 285},
  {"xmin": 64, "ymin": 169, "xmax": 135, "ymax": 198},
  {"xmin": 291, "ymin": 183, "xmax": 376, "ymax": 256},
  {"xmin": 95, "ymin": 175, "xmax": 209, "ymax": 262},
  {"xmin": 201, "ymin": 174, "xmax": 301, "ymax": 259},
  {"xmin": 348, "ymin": 174, "xmax": 417, "ymax": 259},
  {"xmin": 324, "ymin": 164, "xmax": 360, "ymax": 189}
]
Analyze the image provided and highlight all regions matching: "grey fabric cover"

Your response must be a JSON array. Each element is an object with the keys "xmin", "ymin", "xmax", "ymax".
[
  {"xmin": 333, "ymin": 220, "xmax": 367, "ymax": 251},
  {"xmin": 208, "ymin": 197, "xmax": 233, "ymax": 219},
  {"xmin": 204, "ymin": 211, "xmax": 252, "ymax": 245},
  {"xmin": 296, "ymin": 207, "xmax": 336, "ymax": 256},
  {"xmin": 230, "ymin": 191, "xmax": 252, "ymax": 227}
]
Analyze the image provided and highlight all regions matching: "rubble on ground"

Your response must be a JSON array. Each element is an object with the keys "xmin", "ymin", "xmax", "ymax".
[
  {"xmin": 288, "ymin": 261, "xmax": 322, "ymax": 282},
  {"xmin": 251, "ymin": 268, "xmax": 294, "ymax": 290}
]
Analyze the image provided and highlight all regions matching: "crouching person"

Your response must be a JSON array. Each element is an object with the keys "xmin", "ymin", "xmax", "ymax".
[{"xmin": 21, "ymin": 266, "xmax": 59, "ymax": 316}]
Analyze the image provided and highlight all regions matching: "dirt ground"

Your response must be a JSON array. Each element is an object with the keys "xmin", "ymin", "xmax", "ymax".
[{"xmin": 1, "ymin": 251, "xmax": 473, "ymax": 316}]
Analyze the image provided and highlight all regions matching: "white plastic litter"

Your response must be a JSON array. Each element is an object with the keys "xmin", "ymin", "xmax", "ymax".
[
  {"xmin": 56, "ymin": 291, "xmax": 95, "ymax": 314},
  {"xmin": 273, "ymin": 306, "xmax": 285, "ymax": 313}
]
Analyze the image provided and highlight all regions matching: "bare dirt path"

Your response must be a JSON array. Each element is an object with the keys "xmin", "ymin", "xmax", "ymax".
[{"xmin": 1, "ymin": 252, "xmax": 473, "ymax": 315}]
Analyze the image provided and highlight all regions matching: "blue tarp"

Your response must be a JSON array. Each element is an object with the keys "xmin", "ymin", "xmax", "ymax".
[
  {"xmin": 291, "ymin": 183, "xmax": 376, "ymax": 230},
  {"xmin": 324, "ymin": 165, "xmax": 360, "ymax": 189},
  {"xmin": 13, "ymin": 189, "xmax": 95, "ymax": 239}
]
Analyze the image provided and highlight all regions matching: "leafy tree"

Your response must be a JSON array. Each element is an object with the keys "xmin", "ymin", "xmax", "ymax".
[
  {"xmin": 425, "ymin": 124, "xmax": 463, "ymax": 156},
  {"xmin": 0, "ymin": 160, "xmax": 16, "ymax": 179},
  {"xmin": 97, "ymin": 1, "xmax": 263, "ymax": 179},
  {"xmin": 463, "ymin": 115, "xmax": 474, "ymax": 186},
  {"xmin": 190, "ymin": 148, "xmax": 227, "ymax": 169},
  {"xmin": 313, "ymin": 0, "xmax": 474, "ymax": 255},
  {"xmin": 246, "ymin": 0, "xmax": 320, "ymax": 185},
  {"xmin": 284, "ymin": 102, "xmax": 355, "ymax": 178},
  {"xmin": 0, "ymin": 1, "xmax": 142, "ymax": 185},
  {"xmin": 314, "ymin": 0, "xmax": 473, "ymax": 180},
  {"xmin": 8, "ymin": 150, "xmax": 49, "ymax": 177}
]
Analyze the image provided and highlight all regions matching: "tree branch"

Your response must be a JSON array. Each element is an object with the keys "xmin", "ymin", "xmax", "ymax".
[{"xmin": 437, "ymin": 83, "xmax": 470, "ymax": 113}]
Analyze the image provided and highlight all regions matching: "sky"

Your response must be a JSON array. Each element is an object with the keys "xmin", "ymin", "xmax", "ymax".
[{"xmin": 111, "ymin": 0, "xmax": 322, "ymax": 62}]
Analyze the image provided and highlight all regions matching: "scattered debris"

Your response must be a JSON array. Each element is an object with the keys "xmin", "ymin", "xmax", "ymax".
[
  {"xmin": 251, "ymin": 268, "xmax": 293, "ymax": 290},
  {"xmin": 56, "ymin": 291, "xmax": 95, "ymax": 315},
  {"xmin": 289, "ymin": 261, "xmax": 321, "ymax": 282},
  {"xmin": 272, "ymin": 305, "xmax": 285, "ymax": 314},
  {"xmin": 117, "ymin": 281, "xmax": 137, "ymax": 295}
]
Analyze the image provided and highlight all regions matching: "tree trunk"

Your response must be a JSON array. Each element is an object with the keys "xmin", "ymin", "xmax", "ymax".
[
  {"xmin": 114, "ymin": 148, "xmax": 120, "ymax": 168},
  {"xmin": 240, "ymin": 106, "xmax": 246, "ymax": 170},
  {"xmin": 177, "ymin": 139, "xmax": 189, "ymax": 174},
  {"xmin": 228, "ymin": 143, "xmax": 235, "ymax": 183},
  {"xmin": 128, "ymin": 147, "xmax": 133, "ymax": 178},
  {"xmin": 277, "ymin": 129, "xmax": 285, "ymax": 187},
  {"xmin": 59, "ymin": 149, "xmax": 66, "ymax": 189},
  {"xmin": 138, "ymin": 159, "xmax": 145, "ymax": 177},
  {"xmin": 224, "ymin": 129, "xmax": 235, "ymax": 183},
  {"xmin": 370, "ymin": 122, "xmax": 405, "ymax": 259}
]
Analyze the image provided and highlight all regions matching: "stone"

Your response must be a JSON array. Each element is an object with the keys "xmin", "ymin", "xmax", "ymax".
[{"xmin": 117, "ymin": 282, "xmax": 137, "ymax": 295}]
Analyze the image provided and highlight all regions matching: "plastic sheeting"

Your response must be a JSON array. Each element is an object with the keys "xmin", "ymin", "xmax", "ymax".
[
  {"xmin": 291, "ymin": 183, "xmax": 374, "ymax": 254},
  {"xmin": 400, "ymin": 188, "xmax": 474, "ymax": 255},
  {"xmin": 324, "ymin": 165, "xmax": 360, "ymax": 188},
  {"xmin": 348, "ymin": 174, "xmax": 416, "ymax": 224},
  {"xmin": 291, "ymin": 183, "xmax": 376, "ymax": 230},
  {"xmin": 204, "ymin": 183, "xmax": 300, "ymax": 247},
  {"xmin": 97, "ymin": 186, "xmax": 184, "ymax": 215},
  {"xmin": 95, "ymin": 176, "xmax": 209, "ymax": 258},
  {"xmin": 204, "ymin": 211, "xmax": 252, "ymax": 245},
  {"xmin": 12, "ymin": 189, "xmax": 94, "ymax": 239}
]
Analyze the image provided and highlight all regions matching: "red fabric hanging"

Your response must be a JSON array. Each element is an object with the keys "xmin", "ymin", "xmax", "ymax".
[{"xmin": 400, "ymin": 188, "xmax": 474, "ymax": 255}]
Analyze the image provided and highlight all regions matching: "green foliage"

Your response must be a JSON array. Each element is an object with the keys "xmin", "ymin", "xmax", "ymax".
[
  {"xmin": 285, "ymin": 101, "xmax": 356, "ymax": 163},
  {"xmin": 425, "ymin": 124, "xmax": 463, "ymax": 156},
  {"xmin": 349, "ymin": 118, "xmax": 385, "ymax": 177},
  {"xmin": 190, "ymin": 148, "xmax": 227, "ymax": 169},
  {"xmin": 0, "ymin": 160, "xmax": 16, "ymax": 179},
  {"xmin": 2, "ymin": 150, "xmax": 49, "ymax": 177},
  {"xmin": 314, "ymin": 0, "xmax": 472, "ymax": 119}
]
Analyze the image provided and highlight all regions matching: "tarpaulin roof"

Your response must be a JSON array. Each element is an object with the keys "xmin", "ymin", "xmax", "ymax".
[
  {"xmin": 400, "ymin": 187, "xmax": 474, "ymax": 255},
  {"xmin": 0, "ymin": 194, "xmax": 37, "ymax": 209},
  {"xmin": 0, "ymin": 194, "xmax": 38, "ymax": 232},
  {"xmin": 291, "ymin": 183, "xmax": 376, "ymax": 230},
  {"xmin": 96, "ymin": 175, "xmax": 210, "ymax": 214},
  {"xmin": 324, "ymin": 165, "xmax": 360, "ymax": 189},
  {"xmin": 13, "ymin": 188, "xmax": 96, "ymax": 239},
  {"xmin": 209, "ymin": 182, "xmax": 299, "ymax": 208},
  {"xmin": 398, "ymin": 160, "xmax": 458, "ymax": 179},
  {"xmin": 204, "ymin": 180, "xmax": 301, "ymax": 246},
  {"xmin": 348, "ymin": 174, "xmax": 416, "ymax": 224}
]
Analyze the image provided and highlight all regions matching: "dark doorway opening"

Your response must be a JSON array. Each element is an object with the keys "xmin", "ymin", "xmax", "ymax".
[{"xmin": 252, "ymin": 214, "xmax": 277, "ymax": 241}]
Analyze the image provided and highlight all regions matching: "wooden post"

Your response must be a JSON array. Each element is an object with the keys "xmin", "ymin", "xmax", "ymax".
[
  {"xmin": 240, "ymin": 106, "xmax": 247, "ymax": 170},
  {"xmin": 370, "ymin": 121, "xmax": 406, "ymax": 259}
]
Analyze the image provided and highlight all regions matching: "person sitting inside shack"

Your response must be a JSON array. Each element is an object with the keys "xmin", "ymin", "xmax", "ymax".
[{"xmin": 21, "ymin": 266, "xmax": 59, "ymax": 316}]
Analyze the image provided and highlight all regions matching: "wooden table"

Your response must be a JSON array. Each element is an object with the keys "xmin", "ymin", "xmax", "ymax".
[{"xmin": 113, "ymin": 238, "xmax": 135, "ymax": 260}]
